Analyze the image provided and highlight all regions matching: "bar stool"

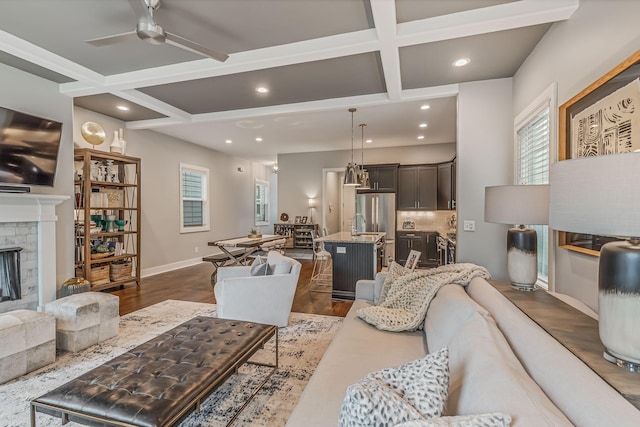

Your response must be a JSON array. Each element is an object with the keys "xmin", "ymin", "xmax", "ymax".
[{"xmin": 310, "ymin": 230, "xmax": 332, "ymax": 292}]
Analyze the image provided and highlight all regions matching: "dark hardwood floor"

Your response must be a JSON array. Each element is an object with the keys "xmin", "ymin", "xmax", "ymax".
[{"xmin": 111, "ymin": 258, "xmax": 353, "ymax": 317}]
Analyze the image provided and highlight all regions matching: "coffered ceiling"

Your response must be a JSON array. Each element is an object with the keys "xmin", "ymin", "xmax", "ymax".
[{"xmin": 0, "ymin": 0, "xmax": 579, "ymax": 163}]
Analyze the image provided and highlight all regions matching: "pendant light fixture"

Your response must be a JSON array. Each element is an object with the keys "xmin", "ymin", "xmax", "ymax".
[
  {"xmin": 344, "ymin": 108, "xmax": 361, "ymax": 186},
  {"xmin": 359, "ymin": 123, "xmax": 371, "ymax": 190}
]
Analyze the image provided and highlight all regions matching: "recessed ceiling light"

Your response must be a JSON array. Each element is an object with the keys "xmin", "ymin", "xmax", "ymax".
[
  {"xmin": 366, "ymin": 139, "xmax": 373, "ymax": 144},
  {"xmin": 225, "ymin": 139, "xmax": 232, "ymax": 144},
  {"xmin": 420, "ymin": 104, "xmax": 430, "ymax": 110},
  {"xmin": 116, "ymin": 105, "xmax": 130, "ymax": 111},
  {"xmin": 453, "ymin": 57, "xmax": 471, "ymax": 67},
  {"xmin": 255, "ymin": 86, "xmax": 269, "ymax": 94},
  {"xmin": 255, "ymin": 137, "xmax": 263, "ymax": 142},
  {"xmin": 417, "ymin": 135, "xmax": 425, "ymax": 140},
  {"xmin": 419, "ymin": 123, "xmax": 428, "ymax": 128}
]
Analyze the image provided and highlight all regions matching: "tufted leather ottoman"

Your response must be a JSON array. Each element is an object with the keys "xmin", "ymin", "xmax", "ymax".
[{"xmin": 31, "ymin": 316, "xmax": 277, "ymax": 427}]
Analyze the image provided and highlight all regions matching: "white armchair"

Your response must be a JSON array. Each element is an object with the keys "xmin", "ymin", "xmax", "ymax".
[{"xmin": 214, "ymin": 250, "xmax": 302, "ymax": 327}]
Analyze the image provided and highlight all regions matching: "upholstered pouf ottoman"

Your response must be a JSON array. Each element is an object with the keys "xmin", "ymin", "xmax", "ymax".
[
  {"xmin": 44, "ymin": 292, "xmax": 119, "ymax": 352},
  {"xmin": 0, "ymin": 310, "xmax": 56, "ymax": 384}
]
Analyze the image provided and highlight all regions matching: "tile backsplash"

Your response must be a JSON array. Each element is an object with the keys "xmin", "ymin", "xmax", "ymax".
[{"xmin": 397, "ymin": 210, "xmax": 457, "ymax": 231}]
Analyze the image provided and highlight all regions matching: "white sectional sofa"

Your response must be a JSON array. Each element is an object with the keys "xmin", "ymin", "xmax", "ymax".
[{"xmin": 287, "ymin": 273, "xmax": 640, "ymax": 426}]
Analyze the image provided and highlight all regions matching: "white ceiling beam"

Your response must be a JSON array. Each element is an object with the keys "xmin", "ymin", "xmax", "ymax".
[
  {"xmin": 126, "ymin": 82, "xmax": 460, "ymax": 130},
  {"xmin": 397, "ymin": 0, "xmax": 579, "ymax": 46},
  {"xmin": 60, "ymin": 29, "xmax": 381, "ymax": 97},
  {"xmin": 0, "ymin": 29, "xmax": 104, "ymax": 86},
  {"xmin": 401, "ymin": 85, "xmax": 460, "ymax": 101},
  {"xmin": 369, "ymin": 0, "xmax": 402, "ymax": 101},
  {"xmin": 126, "ymin": 93, "xmax": 389, "ymax": 129},
  {"xmin": 114, "ymin": 89, "xmax": 192, "ymax": 121}
]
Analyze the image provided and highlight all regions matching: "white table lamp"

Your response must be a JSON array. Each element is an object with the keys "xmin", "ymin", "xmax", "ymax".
[
  {"xmin": 549, "ymin": 152, "xmax": 640, "ymax": 371},
  {"xmin": 485, "ymin": 185, "xmax": 550, "ymax": 291}
]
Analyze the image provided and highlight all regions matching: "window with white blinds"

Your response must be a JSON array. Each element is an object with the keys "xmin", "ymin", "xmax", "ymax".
[
  {"xmin": 180, "ymin": 164, "xmax": 210, "ymax": 233},
  {"xmin": 516, "ymin": 106, "xmax": 550, "ymax": 287}
]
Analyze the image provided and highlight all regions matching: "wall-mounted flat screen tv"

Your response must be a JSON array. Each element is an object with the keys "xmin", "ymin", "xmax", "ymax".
[{"xmin": 0, "ymin": 106, "xmax": 63, "ymax": 187}]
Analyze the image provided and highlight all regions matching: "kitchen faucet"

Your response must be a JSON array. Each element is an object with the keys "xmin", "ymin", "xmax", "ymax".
[{"xmin": 351, "ymin": 214, "xmax": 366, "ymax": 236}]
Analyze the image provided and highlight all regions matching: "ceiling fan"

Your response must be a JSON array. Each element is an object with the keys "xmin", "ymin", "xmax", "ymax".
[{"xmin": 85, "ymin": 0, "xmax": 228, "ymax": 62}]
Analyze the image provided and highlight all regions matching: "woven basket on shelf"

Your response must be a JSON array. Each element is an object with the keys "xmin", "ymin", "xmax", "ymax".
[
  {"xmin": 110, "ymin": 261, "xmax": 133, "ymax": 281},
  {"xmin": 78, "ymin": 264, "xmax": 109, "ymax": 286}
]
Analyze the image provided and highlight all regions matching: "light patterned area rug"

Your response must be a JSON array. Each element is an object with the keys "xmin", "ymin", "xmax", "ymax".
[{"xmin": 0, "ymin": 300, "xmax": 343, "ymax": 427}]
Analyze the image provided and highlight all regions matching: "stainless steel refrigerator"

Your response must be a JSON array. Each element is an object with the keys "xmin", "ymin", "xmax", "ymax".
[{"xmin": 355, "ymin": 193, "xmax": 396, "ymax": 266}]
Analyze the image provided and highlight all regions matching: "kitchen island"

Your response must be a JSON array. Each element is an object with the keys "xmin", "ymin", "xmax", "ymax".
[{"xmin": 316, "ymin": 231, "xmax": 385, "ymax": 300}]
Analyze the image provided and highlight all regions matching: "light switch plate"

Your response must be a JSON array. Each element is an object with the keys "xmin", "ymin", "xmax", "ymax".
[{"xmin": 463, "ymin": 220, "xmax": 476, "ymax": 231}]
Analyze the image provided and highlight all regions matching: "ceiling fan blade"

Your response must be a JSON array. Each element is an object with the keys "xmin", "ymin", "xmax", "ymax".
[
  {"xmin": 85, "ymin": 31, "xmax": 139, "ymax": 47},
  {"xmin": 165, "ymin": 32, "xmax": 229, "ymax": 62}
]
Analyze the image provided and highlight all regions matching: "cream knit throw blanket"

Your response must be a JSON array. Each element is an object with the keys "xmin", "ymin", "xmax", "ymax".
[{"xmin": 357, "ymin": 263, "xmax": 491, "ymax": 332}]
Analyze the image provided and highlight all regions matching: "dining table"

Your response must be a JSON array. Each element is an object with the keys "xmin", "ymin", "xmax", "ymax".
[{"xmin": 208, "ymin": 234, "xmax": 285, "ymax": 267}]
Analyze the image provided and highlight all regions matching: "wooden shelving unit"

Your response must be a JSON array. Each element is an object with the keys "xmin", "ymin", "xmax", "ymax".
[{"xmin": 74, "ymin": 149, "xmax": 141, "ymax": 291}]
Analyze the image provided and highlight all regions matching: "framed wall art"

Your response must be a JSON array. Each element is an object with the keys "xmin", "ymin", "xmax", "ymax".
[{"xmin": 558, "ymin": 49, "xmax": 640, "ymax": 255}]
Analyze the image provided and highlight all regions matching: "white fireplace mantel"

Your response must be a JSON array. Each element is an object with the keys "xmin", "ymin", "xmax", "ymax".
[{"xmin": 0, "ymin": 193, "xmax": 69, "ymax": 309}]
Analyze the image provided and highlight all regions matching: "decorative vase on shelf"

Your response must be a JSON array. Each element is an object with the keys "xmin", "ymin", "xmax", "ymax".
[{"xmin": 110, "ymin": 128, "xmax": 127, "ymax": 154}]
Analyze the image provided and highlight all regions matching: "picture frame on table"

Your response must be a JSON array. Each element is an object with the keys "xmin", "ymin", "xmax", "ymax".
[
  {"xmin": 404, "ymin": 250, "xmax": 421, "ymax": 272},
  {"xmin": 295, "ymin": 216, "xmax": 302, "ymax": 224},
  {"xmin": 301, "ymin": 216, "xmax": 308, "ymax": 224}
]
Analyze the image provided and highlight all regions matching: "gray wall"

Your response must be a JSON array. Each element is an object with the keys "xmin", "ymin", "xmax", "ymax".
[
  {"xmin": 0, "ymin": 63, "xmax": 75, "ymax": 286},
  {"xmin": 456, "ymin": 79, "xmax": 513, "ymax": 279},
  {"xmin": 277, "ymin": 143, "xmax": 456, "ymax": 222},
  {"xmin": 74, "ymin": 107, "xmax": 275, "ymax": 277},
  {"xmin": 513, "ymin": 0, "xmax": 640, "ymax": 311}
]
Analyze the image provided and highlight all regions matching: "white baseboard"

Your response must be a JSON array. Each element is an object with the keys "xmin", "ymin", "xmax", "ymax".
[{"xmin": 141, "ymin": 257, "xmax": 206, "ymax": 278}]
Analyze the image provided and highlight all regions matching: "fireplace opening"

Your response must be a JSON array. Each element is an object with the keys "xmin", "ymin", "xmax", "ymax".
[{"xmin": 0, "ymin": 247, "xmax": 23, "ymax": 301}]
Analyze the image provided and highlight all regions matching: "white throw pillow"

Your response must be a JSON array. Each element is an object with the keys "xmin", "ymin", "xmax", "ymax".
[
  {"xmin": 271, "ymin": 259, "xmax": 291, "ymax": 275},
  {"xmin": 394, "ymin": 412, "xmax": 512, "ymax": 427},
  {"xmin": 338, "ymin": 347, "xmax": 449, "ymax": 427}
]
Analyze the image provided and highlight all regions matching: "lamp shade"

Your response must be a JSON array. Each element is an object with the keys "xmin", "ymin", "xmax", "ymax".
[
  {"xmin": 485, "ymin": 185, "xmax": 549, "ymax": 225},
  {"xmin": 549, "ymin": 152, "xmax": 640, "ymax": 237}
]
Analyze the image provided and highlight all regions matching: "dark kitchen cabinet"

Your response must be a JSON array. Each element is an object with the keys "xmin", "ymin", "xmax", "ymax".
[
  {"xmin": 425, "ymin": 232, "xmax": 439, "ymax": 267},
  {"xmin": 358, "ymin": 164, "xmax": 398, "ymax": 192},
  {"xmin": 397, "ymin": 232, "xmax": 425, "ymax": 266},
  {"xmin": 437, "ymin": 159, "xmax": 456, "ymax": 210},
  {"xmin": 397, "ymin": 165, "xmax": 437, "ymax": 210},
  {"xmin": 397, "ymin": 231, "xmax": 439, "ymax": 268}
]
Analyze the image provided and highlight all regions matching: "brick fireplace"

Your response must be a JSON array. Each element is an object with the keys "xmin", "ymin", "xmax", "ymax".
[{"xmin": 0, "ymin": 194, "xmax": 68, "ymax": 314}]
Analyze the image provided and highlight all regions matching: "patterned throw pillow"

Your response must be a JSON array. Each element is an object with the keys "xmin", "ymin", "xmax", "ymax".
[
  {"xmin": 378, "ymin": 261, "xmax": 410, "ymax": 304},
  {"xmin": 394, "ymin": 412, "xmax": 512, "ymax": 427},
  {"xmin": 338, "ymin": 348, "xmax": 449, "ymax": 427}
]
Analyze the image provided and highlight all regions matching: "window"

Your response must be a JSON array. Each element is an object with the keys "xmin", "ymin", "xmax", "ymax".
[
  {"xmin": 514, "ymin": 84, "xmax": 556, "ymax": 289},
  {"xmin": 180, "ymin": 163, "xmax": 209, "ymax": 233},
  {"xmin": 255, "ymin": 179, "xmax": 269, "ymax": 226}
]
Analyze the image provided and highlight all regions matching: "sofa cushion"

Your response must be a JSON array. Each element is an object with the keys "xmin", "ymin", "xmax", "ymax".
[
  {"xmin": 425, "ymin": 284, "xmax": 489, "ymax": 352},
  {"xmin": 395, "ymin": 412, "xmax": 512, "ymax": 427},
  {"xmin": 445, "ymin": 310, "xmax": 572, "ymax": 426},
  {"xmin": 286, "ymin": 299, "xmax": 427, "ymax": 426},
  {"xmin": 338, "ymin": 348, "xmax": 449, "ymax": 426}
]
